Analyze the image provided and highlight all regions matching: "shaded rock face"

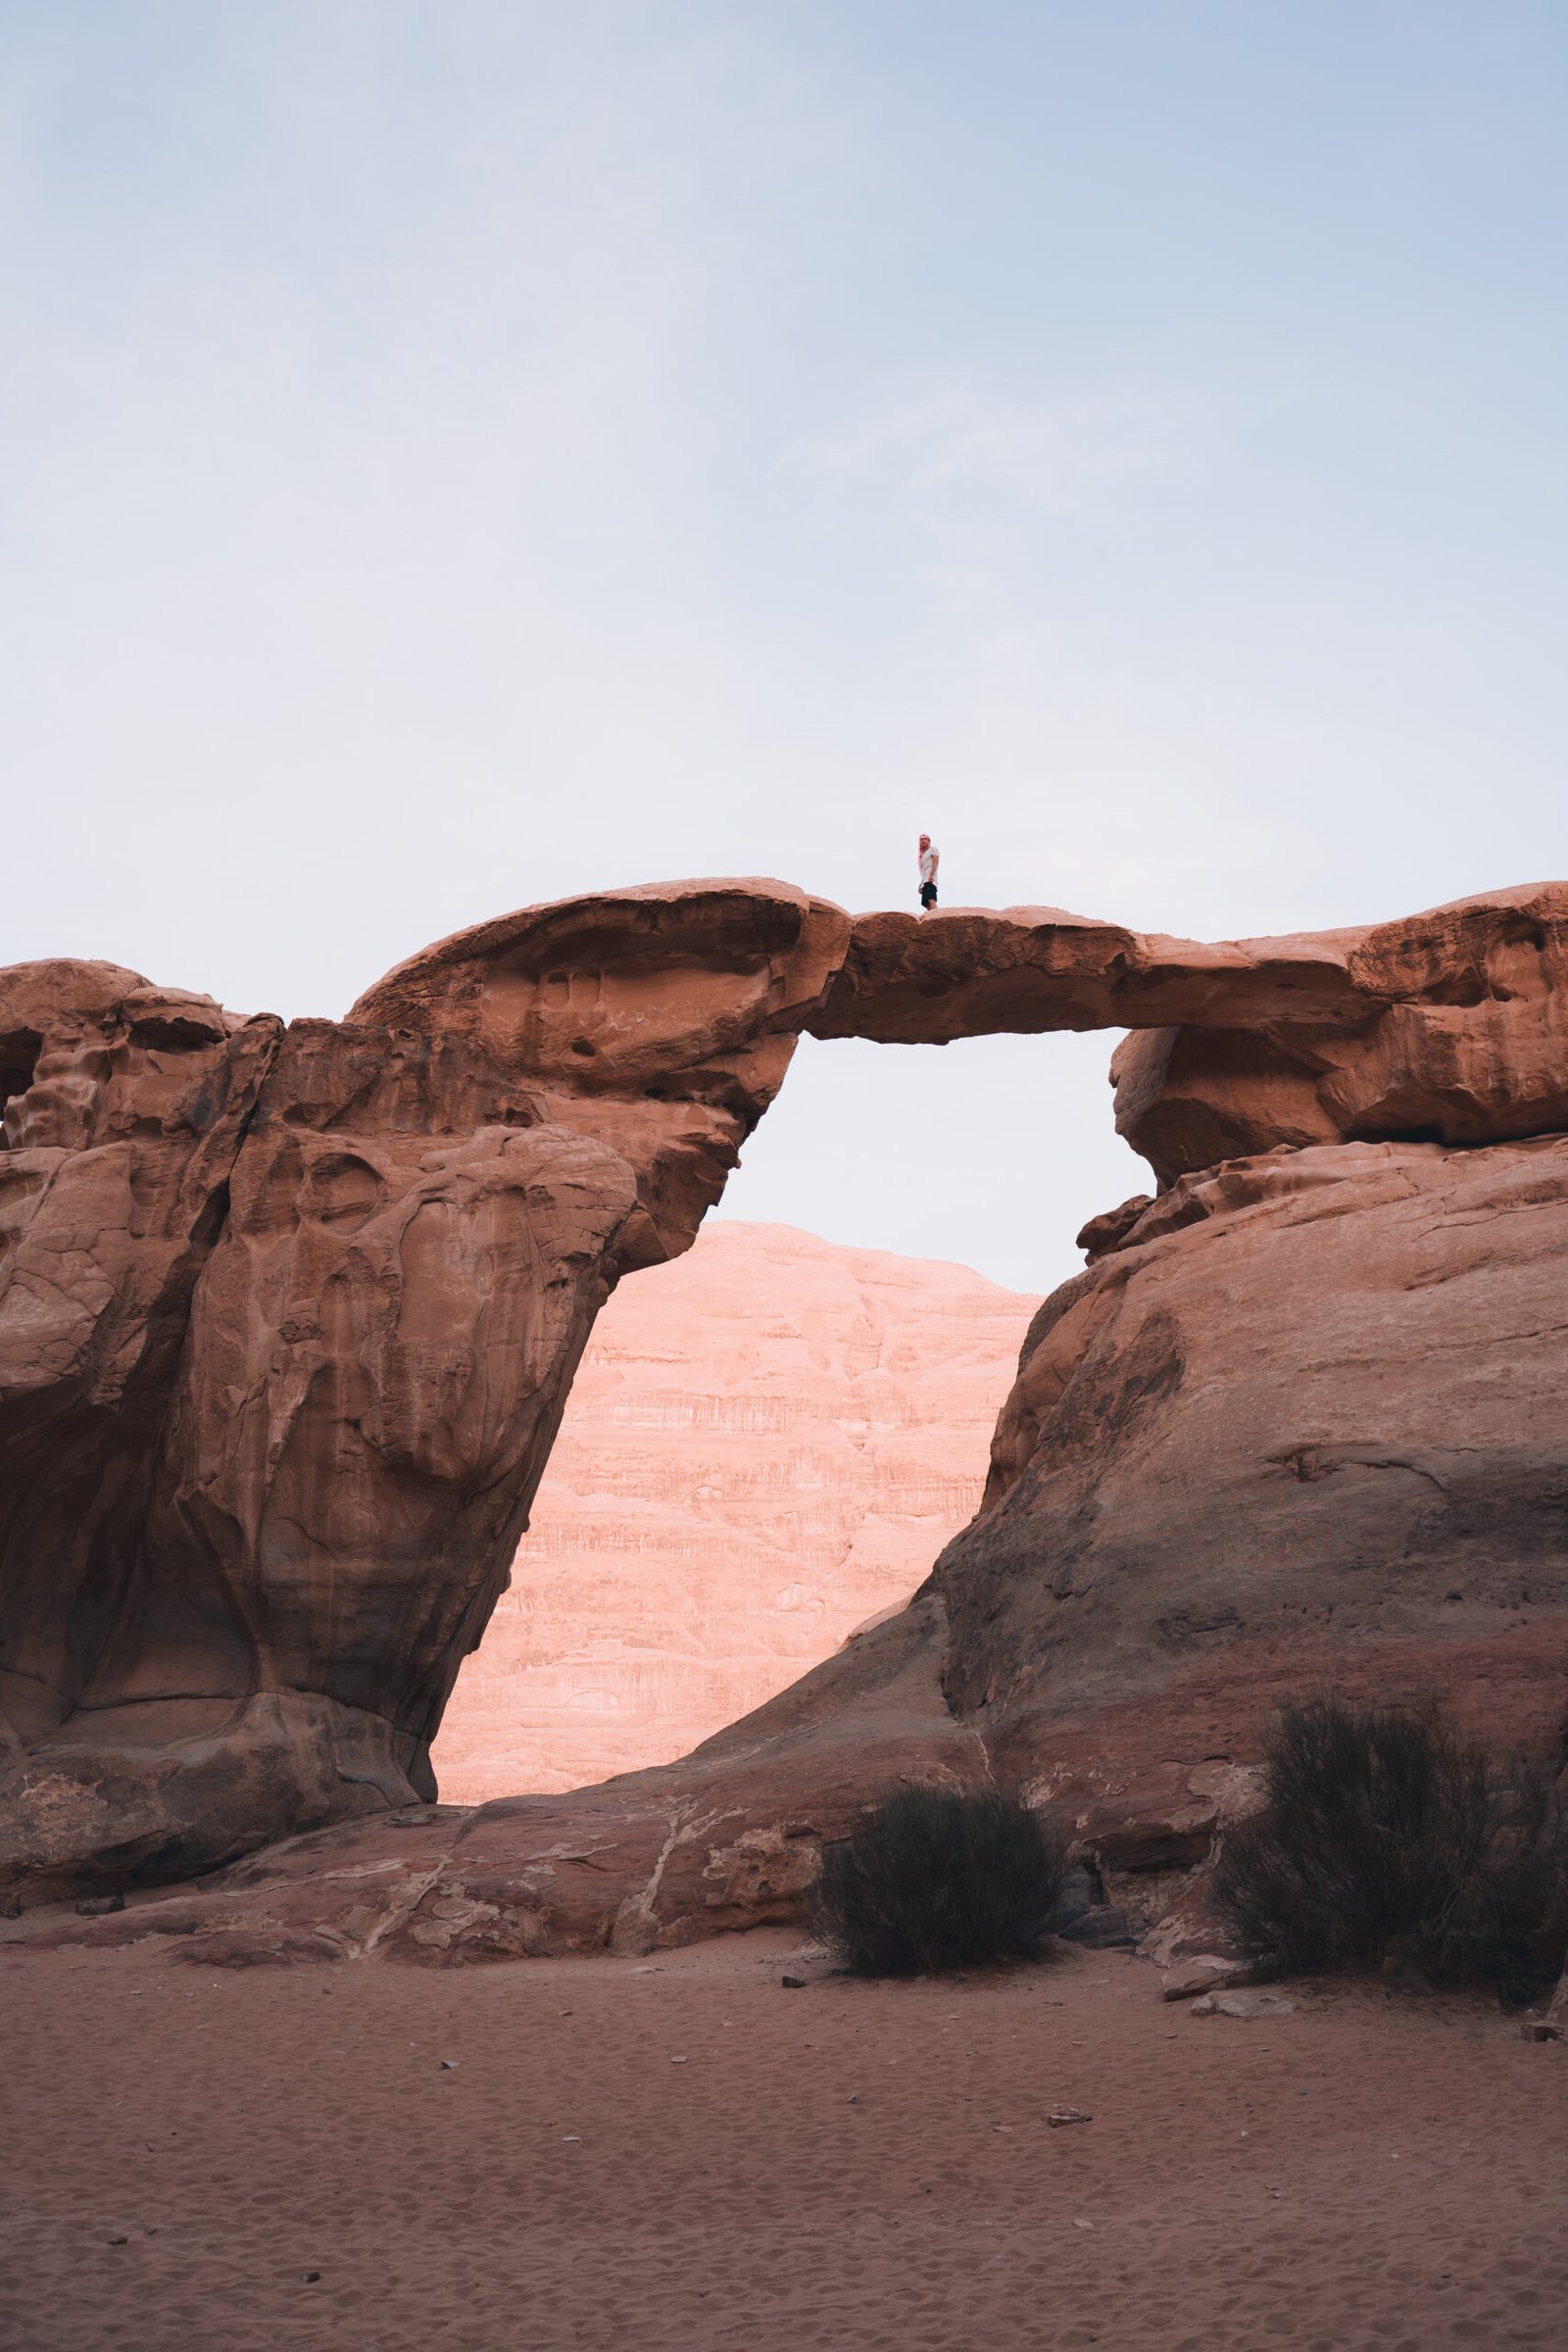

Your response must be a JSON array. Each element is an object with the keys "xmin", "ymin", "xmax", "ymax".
[
  {"xmin": 4, "ymin": 876, "xmax": 1568, "ymax": 1939},
  {"xmin": 431, "ymin": 1222, "xmax": 1038, "ymax": 1800}
]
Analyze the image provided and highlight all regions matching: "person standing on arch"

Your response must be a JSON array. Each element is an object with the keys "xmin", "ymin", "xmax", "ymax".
[{"xmin": 917, "ymin": 832, "xmax": 940, "ymax": 913}]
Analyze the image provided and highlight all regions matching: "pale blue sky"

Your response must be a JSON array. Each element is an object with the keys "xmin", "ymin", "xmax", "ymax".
[{"xmin": 4, "ymin": 4, "xmax": 1565, "ymax": 1286}]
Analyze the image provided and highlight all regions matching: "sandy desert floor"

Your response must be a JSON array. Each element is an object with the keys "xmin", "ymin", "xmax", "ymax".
[{"xmin": 2, "ymin": 1928, "xmax": 1563, "ymax": 2352}]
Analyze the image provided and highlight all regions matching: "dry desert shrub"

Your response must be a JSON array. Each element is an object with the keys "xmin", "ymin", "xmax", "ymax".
[
  {"xmin": 1213, "ymin": 1695, "xmax": 1568, "ymax": 2004},
  {"xmin": 810, "ymin": 1784, "xmax": 1065, "ymax": 1977}
]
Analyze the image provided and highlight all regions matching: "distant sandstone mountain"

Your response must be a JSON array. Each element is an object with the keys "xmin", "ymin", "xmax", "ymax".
[{"xmin": 430, "ymin": 1222, "xmax": 1039, "ymax": 1800}]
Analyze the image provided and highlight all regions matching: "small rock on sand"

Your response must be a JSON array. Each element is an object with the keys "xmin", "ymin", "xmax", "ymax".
[
  {"xmin": 1056, "ymin": 1905, "xmax": 1132, "ymax": 1949},
  {"xmin": 1191, "ymin": 1991, "xmax": 1297, "ymax": 2020},
  {"xmin": 1161, "ymin": 1957, "xmax": 1239, "ymax": 2001}
]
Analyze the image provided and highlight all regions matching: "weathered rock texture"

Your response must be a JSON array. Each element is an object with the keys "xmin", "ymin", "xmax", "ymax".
[
  {"xmin": 431, "ymin": 1222, "xmax": 1038, "ymax": 1800},
  {"xmin": 351, "ymin": 881, "xmax": 850, "ymax": 1269},
  {"xmin": 0, "ymin": 886, "xmax": 843, "ymax": 1900},
  {"xmin": 4, "ymin": 878, "xmax": 1568, "ymax": 1940},
  {"xmin": 962, "ymin": 1133, "xmax": 1568, "ymax": 1850}
]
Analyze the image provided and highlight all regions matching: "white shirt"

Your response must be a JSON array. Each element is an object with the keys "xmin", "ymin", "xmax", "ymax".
[{"xmin": 919, "ymin": 845, "xmax": 938, "ymax": 885}]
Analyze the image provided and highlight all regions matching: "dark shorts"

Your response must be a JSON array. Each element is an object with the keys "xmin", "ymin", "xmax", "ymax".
[{"xmin": 919, "ymin": 882, "xmax": 938, "ymax": 908}]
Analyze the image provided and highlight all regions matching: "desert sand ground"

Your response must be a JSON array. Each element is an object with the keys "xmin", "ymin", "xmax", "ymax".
[{"xmin": 3, "ymin": 1928, "xmax": 1562, "ymax": 2352}]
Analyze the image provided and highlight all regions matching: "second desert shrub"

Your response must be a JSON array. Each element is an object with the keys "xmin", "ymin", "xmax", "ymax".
[
  {"xmin": 1212, "ymin": 1694, "xmax": 1568, "ymax": 2003},
  {"xmin": 810, "ymin": 1783, "xmax": 1065, "ymax": 1977}
]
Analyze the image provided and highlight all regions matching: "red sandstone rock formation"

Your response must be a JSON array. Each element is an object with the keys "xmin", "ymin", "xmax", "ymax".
[
  {"xmin": 430, "ymin": 1222, "xmax": 1038, "ymax": 1801},
  {"xmin": 5, "ymin": 877, "xmax": 1568, "ymax": 1937},
  {"xmin": 0, "ymin": 886, "xmax": 844, "ymax": 1899},
  {"xmin": 959, "ymin": 1133, "xmax": 1568, "ymax": 1847}
]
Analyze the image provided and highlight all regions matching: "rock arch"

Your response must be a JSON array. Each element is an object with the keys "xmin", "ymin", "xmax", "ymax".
[{"xmin": 3, "ymin": 878, "xmax": 1567, "ymax": 1936}]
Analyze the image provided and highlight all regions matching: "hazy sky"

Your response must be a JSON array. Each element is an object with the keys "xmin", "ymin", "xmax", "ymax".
[{"xmin": 5, "ymin": 4, "xmax": 1565, "ymax": 1289}]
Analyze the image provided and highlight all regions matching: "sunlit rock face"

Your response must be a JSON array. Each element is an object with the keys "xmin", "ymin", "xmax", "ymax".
[{"xmin": 430, "ymin": 1222, "xmax": 1038, "ymax": 1800}]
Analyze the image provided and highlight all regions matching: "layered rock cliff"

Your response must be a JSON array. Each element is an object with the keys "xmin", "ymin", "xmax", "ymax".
[
  {"xmin": 431, "ymin": 1223, "xmax": 1038, "ymax": 1800},
  {"xmin": 4, "ymin": 877, "xmax": 1567, "ymax": 1941}
]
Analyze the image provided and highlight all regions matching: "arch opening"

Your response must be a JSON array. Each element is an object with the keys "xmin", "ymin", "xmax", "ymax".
[{"xmin": 431, "ymin": 1031, "xmax": 1143, "ymax": 1801}]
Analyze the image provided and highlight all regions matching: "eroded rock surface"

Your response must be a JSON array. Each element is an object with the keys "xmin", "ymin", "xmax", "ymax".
[
  {"xmin": 5, "ymin": 877, "xmax": 1568, "ymax": 1932},
  {"xmin": 0, "ymin": 886, "xmax": 844, "ymax": 1900},
  {"xmin": 351, "ymin": 880, "xmax": 851, "ymax": 1267},
  {"xmin": 51, "ymin": 1124, "xmax": 1562, "ymax": 1964},
  {"xmin": 1110, "ymin": 888, "xmax": 1568, "ymax": 1184},
  {"xmin": 952, "ymin": 1133, "xmax": 1568, "ymax": 1835}
]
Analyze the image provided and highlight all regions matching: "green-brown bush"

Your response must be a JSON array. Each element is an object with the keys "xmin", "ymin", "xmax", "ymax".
[
  {"xmin": 810, "ymin": 1784, "xmax": 1065, "ymax": 1977},
  {"xmin": 1212, "ymin": 1695, "xmax": 1568, "ymax": 2004}
]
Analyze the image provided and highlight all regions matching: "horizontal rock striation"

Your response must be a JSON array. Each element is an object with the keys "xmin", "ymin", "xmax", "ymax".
[
  {"xmin": 430, "ymin": 1221, "xmax": 1038, "ymax": 1800},
  {"xmin": 5, "ymin": 876, "xmax": 1568, "ymax": 1937}
]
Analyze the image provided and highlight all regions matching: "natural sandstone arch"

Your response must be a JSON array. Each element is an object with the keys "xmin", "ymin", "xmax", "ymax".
[{"xmin": 3, "ymin": 877, "xmax": 1568, "ymax": 1919}]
